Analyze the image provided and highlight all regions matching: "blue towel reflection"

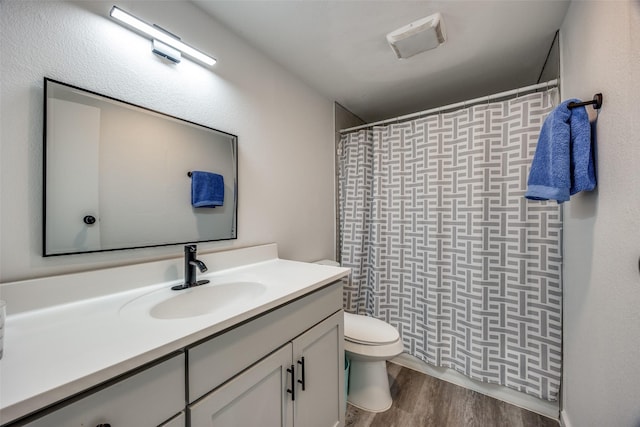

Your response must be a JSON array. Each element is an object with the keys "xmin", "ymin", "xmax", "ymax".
[{"xmin": 191, "ymin": 171, "xmax": 224, "ymax": 208}]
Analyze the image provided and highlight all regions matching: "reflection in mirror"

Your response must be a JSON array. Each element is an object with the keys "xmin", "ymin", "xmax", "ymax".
[{"xmin": 44, "ymin": 78, "xmax": 238, "ymax": 256}]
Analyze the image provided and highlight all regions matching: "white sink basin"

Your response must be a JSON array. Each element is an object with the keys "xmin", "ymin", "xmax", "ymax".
[{"xmin": 120, "ymin": 280, "xmax": 267, "ymax": 320}]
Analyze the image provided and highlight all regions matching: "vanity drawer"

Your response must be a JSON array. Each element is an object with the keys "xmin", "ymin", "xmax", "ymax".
[
  {"xmin": 23, "ymin": 353, "xmax": 185, "ymax": 427},
  {"xmin": 187, "ymin": 281, "xmax": 342, "ymax": 403}
]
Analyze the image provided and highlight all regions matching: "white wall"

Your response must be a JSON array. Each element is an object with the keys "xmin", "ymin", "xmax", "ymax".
[
  {"xmin": 0, "ymin": 0, "xmax": 336, "ymax": 282},
  {"xmin": 560, "ymin": 1, "xmax": 640, "ymax": 426}
]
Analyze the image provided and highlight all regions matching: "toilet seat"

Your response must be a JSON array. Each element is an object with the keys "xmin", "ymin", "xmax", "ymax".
[{"xmin": 344, "ymin": 312, "xmax": 400, "ymax": 345}]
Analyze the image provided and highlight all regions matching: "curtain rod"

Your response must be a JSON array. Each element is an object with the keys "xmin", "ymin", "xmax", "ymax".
[{"xmin": 340, "ymin": 79, "xmax": 559, "ymax": 134}]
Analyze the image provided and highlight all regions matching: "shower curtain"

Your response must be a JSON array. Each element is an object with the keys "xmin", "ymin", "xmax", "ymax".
[{"xmin": 338, "ymin": 89, "xmax": 563, "ymax": 401}]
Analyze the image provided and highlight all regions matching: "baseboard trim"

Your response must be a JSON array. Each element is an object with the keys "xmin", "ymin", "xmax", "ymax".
[
  {"xmin": 560, "ymin": 409, "xmax": 572, "ymax": 427},
  {"xmin": 391, "ymin": 353, "xmax": 560, "ymax": 421}
]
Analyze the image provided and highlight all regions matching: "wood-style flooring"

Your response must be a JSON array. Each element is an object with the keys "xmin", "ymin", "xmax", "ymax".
[{"xmin": 345, "ymin": 363, "xmax": 560, "ymax": 427}]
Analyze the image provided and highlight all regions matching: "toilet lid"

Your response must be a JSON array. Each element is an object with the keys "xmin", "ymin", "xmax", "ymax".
[{"xmin": 344, "ymin": 312, "xmax": 400, "ymax": 345}]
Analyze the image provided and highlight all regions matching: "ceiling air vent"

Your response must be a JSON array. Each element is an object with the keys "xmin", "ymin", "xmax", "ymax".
[{"xmin": 386, "ymin": 13, "xmax": 446, "ymax": 59}]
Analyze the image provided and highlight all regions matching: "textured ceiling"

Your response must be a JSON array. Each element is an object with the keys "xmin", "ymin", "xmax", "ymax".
[{"xmin": 193, "ymin": 0, "xmax": 570, "ymax": 123}]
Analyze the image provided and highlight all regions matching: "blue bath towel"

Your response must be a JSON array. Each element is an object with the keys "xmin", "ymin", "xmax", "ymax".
[
  {"xmin": 191, "ymin": 171, "xmax": 224, "ymax": 208},
  {"xmin": 525, "ymin": 99, "xmax": 596, "ymax": 203}
]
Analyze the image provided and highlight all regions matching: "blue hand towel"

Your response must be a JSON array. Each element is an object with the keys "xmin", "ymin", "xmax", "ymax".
[
  {"xmin": 191, "ymin": 171, "xmax": 224, "ymax": 208},
  {"xmin": 525, "ymin": 99, "xmax": 596, "ymax": 203}
]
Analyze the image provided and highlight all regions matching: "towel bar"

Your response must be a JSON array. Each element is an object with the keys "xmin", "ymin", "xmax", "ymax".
[{"xmin": 568, "ymin": 93, "xmax": 603, "ymax": 110}]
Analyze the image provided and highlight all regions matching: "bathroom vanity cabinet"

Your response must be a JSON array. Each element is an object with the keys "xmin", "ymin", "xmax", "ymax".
[
  {"xmin": 188, "ymin": 283, "xmax": 345, "ymax": 427},
  {"xmin": 188, "ymin": 281, "xmax": 344, "ymax": 426},
  {"xmin": 189, "ymin": 311, "xmax": 343, "ymax": 426},
  {"xmin": 14, "ymin": 282, "xmax": 344, "ymax": 427},
  {"xmin": 0, "ymin": 246, "xmax": 349, "ymax": 427}
]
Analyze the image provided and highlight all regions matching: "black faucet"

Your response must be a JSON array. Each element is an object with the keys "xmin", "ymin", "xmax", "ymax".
[{"xmin": 171, "ymin": 245, "xmax": 210, "ymax": 290}]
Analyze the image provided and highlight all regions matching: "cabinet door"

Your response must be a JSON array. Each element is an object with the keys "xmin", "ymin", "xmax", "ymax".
[
  {"xmin": 160, "ymin": 411, "xmax": 186, "ymax": 427},
  {"xmin": 189, "ymin": 344, "xmax": 294, "ymax": 427},
  {"xmin": 292, "ymin": 311, "xmax": 344, "ymax": 427}
]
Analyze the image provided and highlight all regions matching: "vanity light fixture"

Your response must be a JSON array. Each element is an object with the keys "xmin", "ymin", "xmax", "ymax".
[{"xmin": 109, "ymin": 5, "xmax": 216, "ymax": 66}]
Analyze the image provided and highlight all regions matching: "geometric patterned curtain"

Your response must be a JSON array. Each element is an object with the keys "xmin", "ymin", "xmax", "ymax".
[{"xmin": 338, "ymin": 89, "xmax": 563, "ymax": 401}]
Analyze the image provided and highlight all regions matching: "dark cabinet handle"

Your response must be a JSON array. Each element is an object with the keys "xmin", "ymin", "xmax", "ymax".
[
  {"xmin": 286, "ymin": 365, "xmax": 295, "ymax": 401},
  {"xmin": 83, "ymin": 215, "xmax": 96, "ymax": 225},
  {"xmin": 297, "ymin": 357, "xmax": 306, "ymax": 391},
  {"xmin": 96, "ymin": 424, "xmax": 111, "ymax": 427}
]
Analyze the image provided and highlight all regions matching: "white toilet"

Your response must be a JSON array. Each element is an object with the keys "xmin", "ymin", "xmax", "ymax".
[
  {"xmin": 314, "ymin": 260, "xmax": 404, "ymax": 412},
  {"xmin": 344, "ymin": 312, "xmax": 404, "ymax": 412}
]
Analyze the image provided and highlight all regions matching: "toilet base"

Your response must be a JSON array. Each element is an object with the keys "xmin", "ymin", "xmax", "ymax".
[{"xmin": 346, "ymin": 358, "xmax": 393, "ymax": 413}]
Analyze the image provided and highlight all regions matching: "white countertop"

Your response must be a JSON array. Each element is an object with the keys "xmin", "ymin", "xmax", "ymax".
[{"xmin": 0, "ymin": 249, "xmax": 349, "ymax": 425}]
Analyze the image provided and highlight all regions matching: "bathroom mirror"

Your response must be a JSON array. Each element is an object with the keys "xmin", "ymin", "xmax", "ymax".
[{"xmin": 43, "ymin": 78, "xmax": 238, "ymax": 256}]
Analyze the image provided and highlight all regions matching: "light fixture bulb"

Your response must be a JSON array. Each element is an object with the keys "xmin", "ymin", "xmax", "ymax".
[{"xmin": 110, "ymin": 6, "xmax": 216, "ymax": 66}]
